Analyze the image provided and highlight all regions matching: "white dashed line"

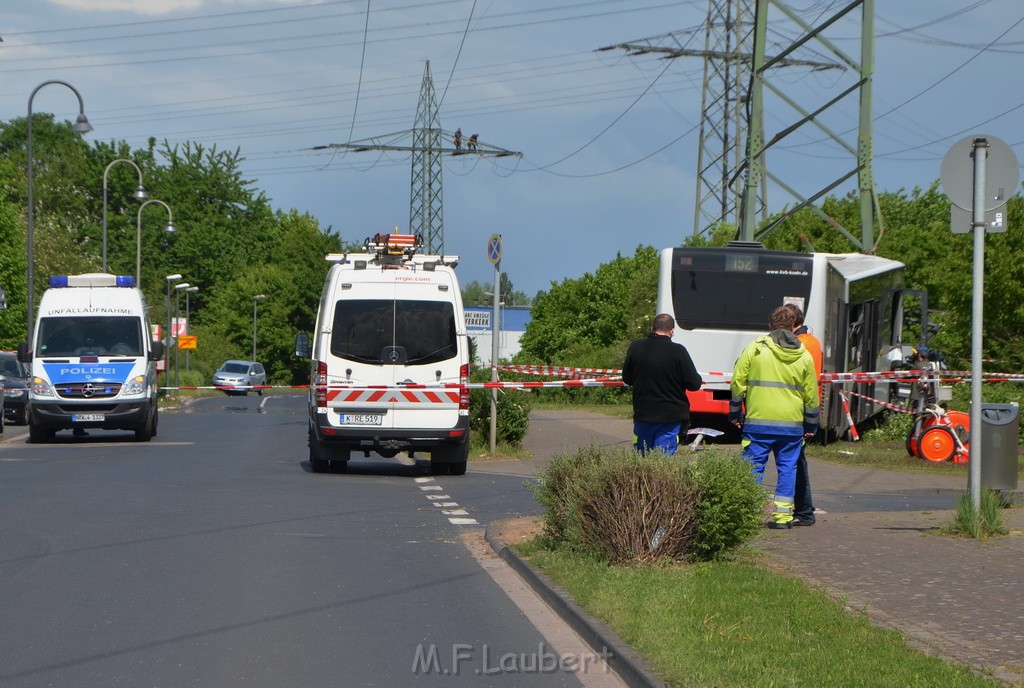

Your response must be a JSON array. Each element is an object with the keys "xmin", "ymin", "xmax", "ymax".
[{"xmin": 417, "ymin": 478, "xmax": 478, "ymax": 525}]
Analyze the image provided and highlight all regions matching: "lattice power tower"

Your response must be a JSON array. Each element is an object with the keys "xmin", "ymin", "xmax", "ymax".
[
  {"xmin": 314, "ymin": 61, "xmax": 520, "ymax": 255},
  {"xmin": 604, "ymin": 0, "xmax": 879, "ymax": 250}
]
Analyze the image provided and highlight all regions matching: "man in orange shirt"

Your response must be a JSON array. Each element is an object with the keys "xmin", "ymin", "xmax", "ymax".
[{"xmin": 786, "ymin": 304, "xmax": 821, "ymax": 526}]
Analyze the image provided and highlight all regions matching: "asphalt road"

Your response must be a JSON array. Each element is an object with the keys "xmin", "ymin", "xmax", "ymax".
[{"xmin": 0, "ymin": 394, "xmax": 575, "ymax": 688}]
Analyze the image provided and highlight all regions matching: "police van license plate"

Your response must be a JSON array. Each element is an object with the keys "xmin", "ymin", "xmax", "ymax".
[
  {"xmin": 73, "ymin": 413, "xmax": 105, "ymax": 422},
  {"xmin": 338, "ymin": 413, "xmax": 382, "ymax": 425}
]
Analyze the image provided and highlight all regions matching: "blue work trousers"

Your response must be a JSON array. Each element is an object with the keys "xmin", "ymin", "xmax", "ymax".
[
  {"xmin": 633, "ymin": 420, "xmax": 681, "ymax": 455},
  {"xmin": 740, "ymin": 432, "xmax": 802, "ymax": 499}
]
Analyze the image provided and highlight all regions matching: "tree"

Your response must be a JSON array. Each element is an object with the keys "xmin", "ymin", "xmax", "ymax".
[
  {"xmin": 461, "ymin": 274, "xmax": 530, "ymax": 307},
  {"xmin": 0, "ymin": 115, "xmax": 102, "ymax": 309},
  {"xmin": 0, "ymin": 200, "xmax": 26, "ymax": 349},
  {"xmin": 518, "ymin": 246, "xmax": 658, "ymax": 364}
]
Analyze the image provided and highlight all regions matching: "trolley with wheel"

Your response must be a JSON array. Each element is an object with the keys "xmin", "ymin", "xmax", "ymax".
[{"xmin": 901, "ymin": 347, "xmax": 970, "ymax": 463}]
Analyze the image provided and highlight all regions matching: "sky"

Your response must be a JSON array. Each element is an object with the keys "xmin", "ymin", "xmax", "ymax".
[{"xmin": 2, "ymin": 0, "xmax": 1022, "ymax": 298}]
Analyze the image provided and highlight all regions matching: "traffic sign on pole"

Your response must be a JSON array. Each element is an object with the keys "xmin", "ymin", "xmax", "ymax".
[{"xmin": 486, "ymin": 234, "xmax": 502, "ymax": 265}]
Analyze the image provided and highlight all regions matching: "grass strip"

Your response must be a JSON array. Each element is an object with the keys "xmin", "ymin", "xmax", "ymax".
[{"xmin": 517, "ymin": 540, "xmax": 1000, "ymax": 687}]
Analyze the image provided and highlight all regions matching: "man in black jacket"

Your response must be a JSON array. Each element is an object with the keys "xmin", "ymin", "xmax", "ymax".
[{"xmin": 622, "ymin": 313, "xmax": 703, "ymax": 454}]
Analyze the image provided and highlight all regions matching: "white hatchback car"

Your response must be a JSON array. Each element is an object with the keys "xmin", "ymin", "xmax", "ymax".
[{"xmin": 212, "ymin": 360, "xmax": 267, "ymax": 396}]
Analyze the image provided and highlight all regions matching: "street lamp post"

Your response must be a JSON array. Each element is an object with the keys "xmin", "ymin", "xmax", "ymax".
[
  {"xmin": 252, "ymin": 295, "xmax": 266, "ymax": 362},
  {"xmin": 174, "ymin": 283, "xmax": 191, "ymax": 392},
  {"xmin": 184, "ymin": 286, "xmax": 199, "ymax": 373},
  {"xmin": 102, "ymin": 159, "xmax": 146, "ymax": 273},
  {"xmin": 164, "ymin": 274, "xmax": 182, "ymax": 394},
  {"xmin": 27, "ymin": 80, "xmax": 92, "ymax": 343},
  {"xmin": 136, "ymin": 200, "xmax": 174, "ymax": 284}
]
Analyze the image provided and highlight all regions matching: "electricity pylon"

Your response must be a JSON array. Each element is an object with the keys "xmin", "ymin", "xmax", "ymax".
[
  {"xmin": 741, "ymin": 0, "xmax": 879, "ymax": 251},
  {"xmin": 602, "ymin": 0, "xmax": 878, "ymax": 251},
  {"xmin": 312, "ymin": 61, "xmax": 521, "ymax": 255}
]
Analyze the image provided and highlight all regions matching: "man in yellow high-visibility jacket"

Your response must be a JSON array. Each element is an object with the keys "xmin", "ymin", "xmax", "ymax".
[{"xmin": 729, "ymin": 306, "xmax": 820, "ymax": 529}]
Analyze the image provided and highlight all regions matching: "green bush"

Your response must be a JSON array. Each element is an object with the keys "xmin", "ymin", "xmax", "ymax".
[
  {"xmin": 684, "ymin": 451, "xmax": 767, "ymax": 561},
  {"xmin": 861, "ymin": 410, "xmax": 915, "ymax": 443},
  {"xmin": 469, "ymin": 384, "xmax": 534, "ymax": 447},
  {"xmin": 529, "ymin": 445, "xmax": 606, "ymax": 542},
  {"xmin": 531, "ymin": 446, "xmax": 765, "ymax": 564}
]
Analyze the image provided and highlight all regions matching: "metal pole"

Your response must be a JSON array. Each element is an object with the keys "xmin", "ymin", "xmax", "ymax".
[
  {"xmin": 252, "ymin": 295, "xmax": 266, "ymax": 362},
  {"xmin": 186, "ymin": 290, "xmax": 191, "ymax": 374},
  {"xmin": 969, "ymin": 137, "xmax": 988, "ymax": 513},
  {"xmin": 103, "ymin": 159, "xmax": 146, "ymax": 273},
  {"xmin": 185, "ymin": 287, "xmax": 198, "ymax": 373},
  {"xmin": 26, "ymin": 80, "xmax": 91, "ymax": 344},
  {"xmin": 490, "ymin": 263, "xmax": 500, "ymax": 455},
  {"xmin": 252, "ymin": 299, "xmax": 258, "ymax": 362},
  {"xmin": 738, "ymin": 1, "xmax": 768, "ymax": 241},
  {"xmin": 175, "ymin": 289, "xmax": 181, "ymax": 392},
  {"xmin": 165, "ymin": 280, "xmax": 171, "ymax": 393},
  {"xmin": 164, "ymin": 274, "xmax": 181, "ymax": 395},
  {"xmin": 137, "ymin": 200, "xmax": 173, "ymax": 285}
]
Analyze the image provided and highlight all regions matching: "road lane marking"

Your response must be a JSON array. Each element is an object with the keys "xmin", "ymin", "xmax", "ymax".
[{"xmin": 417, "ymin": 477, "xmax": 478, "ymax": 525}]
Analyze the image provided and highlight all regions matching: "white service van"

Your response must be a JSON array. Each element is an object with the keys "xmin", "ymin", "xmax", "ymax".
[
  {"xmin": 295, "ymin": 233, "xmax": 471, "ymax": 475},
  {"xmin": 18, "ymin": 273, "xmax": 165, "ymax": 443}
]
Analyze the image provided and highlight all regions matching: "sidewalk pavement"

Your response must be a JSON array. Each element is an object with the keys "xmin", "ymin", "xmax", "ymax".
[{"xmin": 480, "ymin": 409, "xmax": 1024, "ymax": 687}]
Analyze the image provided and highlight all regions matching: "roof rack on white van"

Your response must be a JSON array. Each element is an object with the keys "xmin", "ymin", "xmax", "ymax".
[{"xmin": 324, "ymin": 232, "xmax": 460, "ymax": 269}]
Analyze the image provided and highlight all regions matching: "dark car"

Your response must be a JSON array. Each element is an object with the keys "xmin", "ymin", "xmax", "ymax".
[{"xmin": 0, "ymin": 352, "xmax": 27, "ymax": 426}]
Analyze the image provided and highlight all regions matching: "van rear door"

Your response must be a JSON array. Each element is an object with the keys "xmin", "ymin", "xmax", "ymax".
[{"xmin": 326, "ymin": 276, "xmax": 461, "ymax": 432}]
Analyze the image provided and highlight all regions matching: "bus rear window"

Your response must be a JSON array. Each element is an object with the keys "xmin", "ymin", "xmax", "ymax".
[
  {"xmin": 670, "ymin": 249, "xmax": 813, "ymax": 330},
  {"xmin": 331, "ymin": 299, "xmax": 457, "ymax": 365}
]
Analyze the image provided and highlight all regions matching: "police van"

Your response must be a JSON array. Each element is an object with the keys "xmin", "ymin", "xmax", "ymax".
[
  {"xmin": 295, "ymin": 233, "xmax": 471, "ymax": 475},
  {"xmin": 18, "ymin": 273, "xmax": 165, "ymax": 443}
]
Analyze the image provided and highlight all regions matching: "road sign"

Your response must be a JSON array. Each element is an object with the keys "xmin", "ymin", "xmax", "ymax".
[
  {"xmin": 486, "ymin": 234, "xmax": 502, "ymax": 265},
  {"xmin": 951, "ymin": 203, "xmax": 1007, "ymax": 234},
  {"xmin": 940, "ymin": 135, "xmax": 1019, "ymax": 212},
  {"xmin": 178, "ymin": 335, "xmax": 197, "ymax": 350}
]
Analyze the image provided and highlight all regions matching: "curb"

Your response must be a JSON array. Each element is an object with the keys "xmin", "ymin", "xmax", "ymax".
[{"xmin": 483, "ymin": 524, "xmax": 666, "ymax": 688}]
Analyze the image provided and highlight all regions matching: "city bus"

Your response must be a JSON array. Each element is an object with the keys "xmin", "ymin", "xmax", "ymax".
[{"xmin": 656, "ymin": 242, "xmax": 929, "ymax": 437}]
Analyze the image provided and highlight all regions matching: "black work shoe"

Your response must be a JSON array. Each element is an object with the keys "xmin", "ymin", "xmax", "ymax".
[
  {"xmin": 791, "ymin": 516, "xmax": 815, "ymax": 527},
  {"xmin": 766, "ymin": 521, "xmax": 792, "ymax": 530}
]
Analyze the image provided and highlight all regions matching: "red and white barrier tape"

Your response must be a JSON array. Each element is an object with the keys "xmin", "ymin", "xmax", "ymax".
[
  {"xmin": 843, "ymin": 389, "xmax": 914, "ymax": 415},
  {"xmin": 161, "ymin": 366, "xmax": 1024, "ymax": 393},
  {"xmin": 496, "ymin": 364, "xmax": 622, "ymax": 379}
]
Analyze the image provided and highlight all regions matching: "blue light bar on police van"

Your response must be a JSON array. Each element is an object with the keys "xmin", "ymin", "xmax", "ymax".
[{"xmin": 49, "ymin": 274, "xmax": 135, "ymax": 288}]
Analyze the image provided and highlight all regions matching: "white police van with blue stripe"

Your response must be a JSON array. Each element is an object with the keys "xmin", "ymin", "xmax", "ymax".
[{"xmin": 18, "ymin": 274, "xmax": 165, "ymax": 443}]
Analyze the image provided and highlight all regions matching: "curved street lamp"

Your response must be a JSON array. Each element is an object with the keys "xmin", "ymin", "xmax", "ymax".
[
  {"xmin": 103, "ymin": 159, "xmax": 147, "ymax": 273},
  {"xmin": 184, "ymin": 286, "xmax": 199, "ymax": 374},
  {"xmin": 136, "ymin": 199, "xmax": 174, "ymax": 284},
  {"xmin": 27, "ymin": 80, "xmax": 92, "ymax": 342},
  {"xmin": 252, "ymin": 294, "xmax": 266, "ymax": 362},
  {"xmin": 164, "ymin": 274, "xmax": 182, "ymax": 394},
  {"xmin": 174, "ymin": 282, "xmax": 191, "ymax": 392}
]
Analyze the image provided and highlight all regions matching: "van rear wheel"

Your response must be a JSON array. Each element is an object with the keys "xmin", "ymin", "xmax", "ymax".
[
  {"xmin": 308, "ymin": 426, "xmax": 349, "ymax": 473},
  {"xmin": 432, "ymin": 438, "xmax": 469, "ymax": 476}
]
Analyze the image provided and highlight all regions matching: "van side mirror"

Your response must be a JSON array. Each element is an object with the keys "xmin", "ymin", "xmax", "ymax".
[
  {"xmin": 149, "ymin": 340, "xmax": 165, "ymax": 362},
  {"xmin": 16, "ymin": 342, "xmax": 31, "ymax": 363},
  {"xmin": 294, "ymin": 332, "xmax": 310, "ymax": 358}
]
